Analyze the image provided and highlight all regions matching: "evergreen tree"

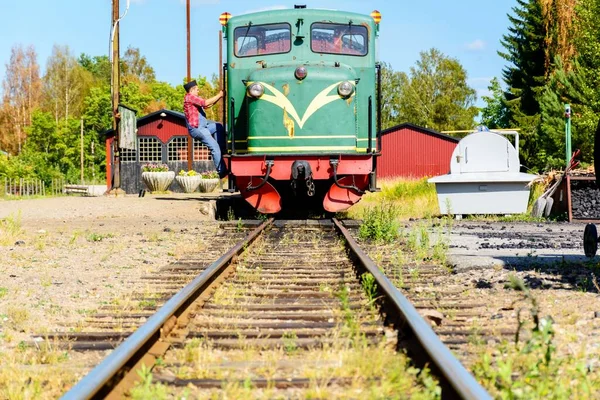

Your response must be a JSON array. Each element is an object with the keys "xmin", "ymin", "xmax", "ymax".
[
  {"xmin": 480, "ymin": 77, "xmax": 510, "ymax": 129},
  {"xmin": 499, "ymin": 0, "xmax": 548, "ymax": 169}
]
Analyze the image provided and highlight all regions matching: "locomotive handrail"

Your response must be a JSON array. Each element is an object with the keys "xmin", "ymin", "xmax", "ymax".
[
  {"xmin": 368, "ymin": 96, "xmax": 373, "ymax": 154},
  {"xmin": 332, "ymin": 219, "xmax": 491, "ymax": 400},
  {"xmin": 230, "ymin": 98, "xmax": 235, "ymax": 154},
  {"xmin": 61, "ymin": 218, "xmax": 273, "ymax": 400}
]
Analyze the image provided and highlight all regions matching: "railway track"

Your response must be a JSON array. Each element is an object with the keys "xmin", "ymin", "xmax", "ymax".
[{"xmin": 41, "ymin": 219, "xmax": 489, "ymax": 399}]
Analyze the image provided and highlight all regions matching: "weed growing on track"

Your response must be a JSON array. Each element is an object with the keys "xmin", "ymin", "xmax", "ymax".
[
  {"xmin": 361, "ymin": 273, "xmax": 378, "ymax": 309},
  {"xmin": 473, "ymin": 275, "xmax": 600, "ymax": 398},
  {"xmin": 129, "ymin": 365, "xmax": 168, "ymax": 400},
  {"xmin": 358, "ymin": 202, "xmax": 400, "ymax": 243}
]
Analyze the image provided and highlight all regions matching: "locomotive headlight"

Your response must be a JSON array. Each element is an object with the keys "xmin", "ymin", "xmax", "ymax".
[
  {"xmin": 295, "ymin": 66, "xmax": 307, "ymax": 80},
  {"xmin": 337, "ymin": 81, "xmax": 354, "ymax": 97},
  {"xmin": 247, "ymin": 83, "xmax": 264, "ymax": 98}
]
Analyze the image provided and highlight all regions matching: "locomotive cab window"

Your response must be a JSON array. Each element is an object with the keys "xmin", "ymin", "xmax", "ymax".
[
  {"xmin": 311, "ymin": 23, "xmax": 368, "ymax": 56},
  {"xmin": 234, "ymin": 23, "xmax": 291, "ymax": 57}
]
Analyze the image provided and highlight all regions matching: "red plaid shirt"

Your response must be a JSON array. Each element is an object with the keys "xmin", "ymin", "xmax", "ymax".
[{"xmin": 183, "ymin": 93, "xmax": 207, "ymax": 128}]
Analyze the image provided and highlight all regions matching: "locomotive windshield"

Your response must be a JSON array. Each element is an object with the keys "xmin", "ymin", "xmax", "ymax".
[
  {"xmin": 311, "ymin": 23, "xmax": 368, "ymax": 56},
  {"xmin": 234, "ymin": 23, "xmax": 291, "ymax": 57}
]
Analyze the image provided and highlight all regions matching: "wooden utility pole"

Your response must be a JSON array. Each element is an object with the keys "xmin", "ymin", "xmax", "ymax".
[
  {"xmin": 112, "ymin": 0, "xmax": 121, "ymax": 188},
  {"xmin": 186, "ymin": 0, "xmax": 193, "ymax": 171}
]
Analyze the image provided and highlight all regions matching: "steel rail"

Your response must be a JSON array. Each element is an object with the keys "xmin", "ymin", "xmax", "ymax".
[
  {"xmin": 332, "ymin": 218, "xmax": 491, "ymax": 400},
  {"xmin": 62, "ymin": 218, "xmax": 274, "ymax": 400}
]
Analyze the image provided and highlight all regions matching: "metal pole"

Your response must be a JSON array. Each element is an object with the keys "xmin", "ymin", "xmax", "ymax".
[
  {"xmin": 112, "ymin": 0, "xmax": 121, "ymax": 189},
  {"xmin": 565, "ymin": 104, "xmax": 572, "ymax": 167},
  {"xmin": 186, "ymin": 0, "xmax": 193, "ymax": 171}
]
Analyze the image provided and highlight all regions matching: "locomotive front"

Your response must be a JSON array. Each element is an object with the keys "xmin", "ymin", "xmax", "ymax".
[{"xmin": 223, "ymin": 7, "xmax": 381, "ymax": 213}]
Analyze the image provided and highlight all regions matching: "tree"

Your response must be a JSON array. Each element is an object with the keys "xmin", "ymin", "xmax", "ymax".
[
  {"xmin": 499, "ymin": 0, "xmax": 548, "ymax": 168},
  {"xmin": 43, "ymin": 45, "xmax": 93, "ymax": 123},
  {"xmin": 397, "ymin": 48, "xmax": 478, "ymax": 131},
  {"xmin": 79, "ymin": 54, "xmax": 111, "ymax": 85},
  {"xmin": 122, "ymin": 46, "xmax": 156, "ymax": 84},
  {"xmin": 379, "ymin": 62, "xmax": 405, "ymax": 129},
  {"xmin": 480, "ymin": 77, "xmax": 510, "ymax": 129},
  {"xmin": 1, "ymin": 44, "xmax": 42, "ymax": 154}
]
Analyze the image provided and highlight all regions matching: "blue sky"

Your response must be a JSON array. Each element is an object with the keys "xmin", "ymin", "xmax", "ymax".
[{"xmin": 0, "ymin": 0, "xmax": 517, "ymax": 107}]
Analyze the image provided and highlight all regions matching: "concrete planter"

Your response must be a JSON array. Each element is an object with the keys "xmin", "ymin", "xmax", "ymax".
[
  {"xmin": 198, "ymin": 178, "xmax": 219, "ymax": 193},
  {"xmin": 141, "ymin": 171, "xmax": 175, "ymax": 192},
  {"xmin": 175, "ymin": 175, "xmax": 202, "ymax": 193}
]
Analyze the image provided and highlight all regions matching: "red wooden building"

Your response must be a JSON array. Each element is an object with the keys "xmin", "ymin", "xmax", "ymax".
[
  {"xmin": 104, "ymin": 109, "xmax": 213, "ymax": 194},
  {"xmin": 378, "ymin": 123, "xmax": 459, "ymax": 178}
]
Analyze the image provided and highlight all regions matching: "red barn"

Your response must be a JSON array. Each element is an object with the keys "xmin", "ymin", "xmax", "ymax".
[
  {"xmin": 378, "ymin": 123, "xmax": 459, "ymax": 178},
  {"xmin": 104, "ymin": 109, "xmax": 214, "ymax": 194}
]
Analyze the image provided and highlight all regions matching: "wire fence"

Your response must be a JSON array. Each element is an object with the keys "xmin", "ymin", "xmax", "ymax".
[{"xmin": 2, "ymin": 177, "xmax": 66, "ymax": 197}]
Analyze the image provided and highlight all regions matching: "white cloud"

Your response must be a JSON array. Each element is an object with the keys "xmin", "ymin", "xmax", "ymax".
[{"xmin": 466, "ymin": 39, "xmax": 486, "ymax": 51}]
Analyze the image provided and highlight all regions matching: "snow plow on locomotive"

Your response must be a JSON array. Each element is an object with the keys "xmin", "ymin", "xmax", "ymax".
[{"xmin": 220, "ymin": 6, "xmax": 382, "ymax": 214}]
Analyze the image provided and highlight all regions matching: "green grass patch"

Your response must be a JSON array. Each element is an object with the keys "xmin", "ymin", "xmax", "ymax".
[
  {"xmin": 0, "ymin": 211, "xmax": 22, "ymax": 245},
  {"xmin": 358, "ymin": 202, "xmax": 400, "ymax": 243},
  {"xmin": 86, "ymin": 232, "xmax": 115, "ymax": 242},
  {"xmin": 347, "ymin": 178, "xmax": 438, "ymax": 220}
]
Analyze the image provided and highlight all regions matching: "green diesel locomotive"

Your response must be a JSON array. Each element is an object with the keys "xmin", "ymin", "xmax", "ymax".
[{"xmin": 221, "ymin": 6, "xmax": 382, "ymax": 213}]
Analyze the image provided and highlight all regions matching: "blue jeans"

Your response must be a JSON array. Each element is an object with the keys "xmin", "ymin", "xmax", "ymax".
[{"xmin": 187, "ymin": 116, "xmax": 227, "ymax": 178}]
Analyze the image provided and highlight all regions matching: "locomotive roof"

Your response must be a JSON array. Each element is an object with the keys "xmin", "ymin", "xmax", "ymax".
[{"xmin": 228, "ymin": 8, "xmax": 375, "ymax": 26}]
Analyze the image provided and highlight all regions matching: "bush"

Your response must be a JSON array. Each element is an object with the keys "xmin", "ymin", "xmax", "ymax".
[{"xmin": 358, "ymin": 202, "xmax": 400, "ymax": 243}]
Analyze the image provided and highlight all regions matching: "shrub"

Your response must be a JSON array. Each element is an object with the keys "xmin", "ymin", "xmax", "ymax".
[{"xmin": 358, "ymin": 202, "xmax": 400, "ymax": 243}]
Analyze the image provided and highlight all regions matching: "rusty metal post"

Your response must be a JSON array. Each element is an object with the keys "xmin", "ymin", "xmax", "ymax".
[
  {"xmin": 112, "ymin": 0, "xmax": 121, "ymax": 189},
  {"xmin": 186, "ymin": 0, "xmax": 193, "ymax": 171}
]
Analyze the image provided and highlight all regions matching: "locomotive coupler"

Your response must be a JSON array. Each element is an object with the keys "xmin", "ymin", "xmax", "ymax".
[
  {"xmin": 247, "ymin": 160, "xmax": 274, "ymax": 191},
  {"xmin": 329, "ymin": 159, "xmax": 365, "ymax": 195},
  {"xmin": 291, "ymin": 160, "xmax": 315, "ymax": 196}
]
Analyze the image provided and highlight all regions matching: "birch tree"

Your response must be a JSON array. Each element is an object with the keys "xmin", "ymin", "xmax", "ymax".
[
  {"xmin": 43, "ymin": 45, "xmax": 92, "ymax": 123},
  {"xmin": 1, "ymin": 45, "xmax": 41, "ymax": 154}
]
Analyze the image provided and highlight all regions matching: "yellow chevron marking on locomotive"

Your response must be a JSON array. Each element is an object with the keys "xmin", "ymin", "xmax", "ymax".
[
  {"xmin": 249, "ymin": 135, "xmax": 356, "ymax": 140},
  {"xmin": 256, "ymin": 81, "xmax": 355, "ymax": 129}
]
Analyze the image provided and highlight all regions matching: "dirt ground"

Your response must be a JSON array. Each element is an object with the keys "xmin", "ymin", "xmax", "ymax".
[{"xmin": 0, "ymin": 194, "xmax": 220, "ymax": 348}]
